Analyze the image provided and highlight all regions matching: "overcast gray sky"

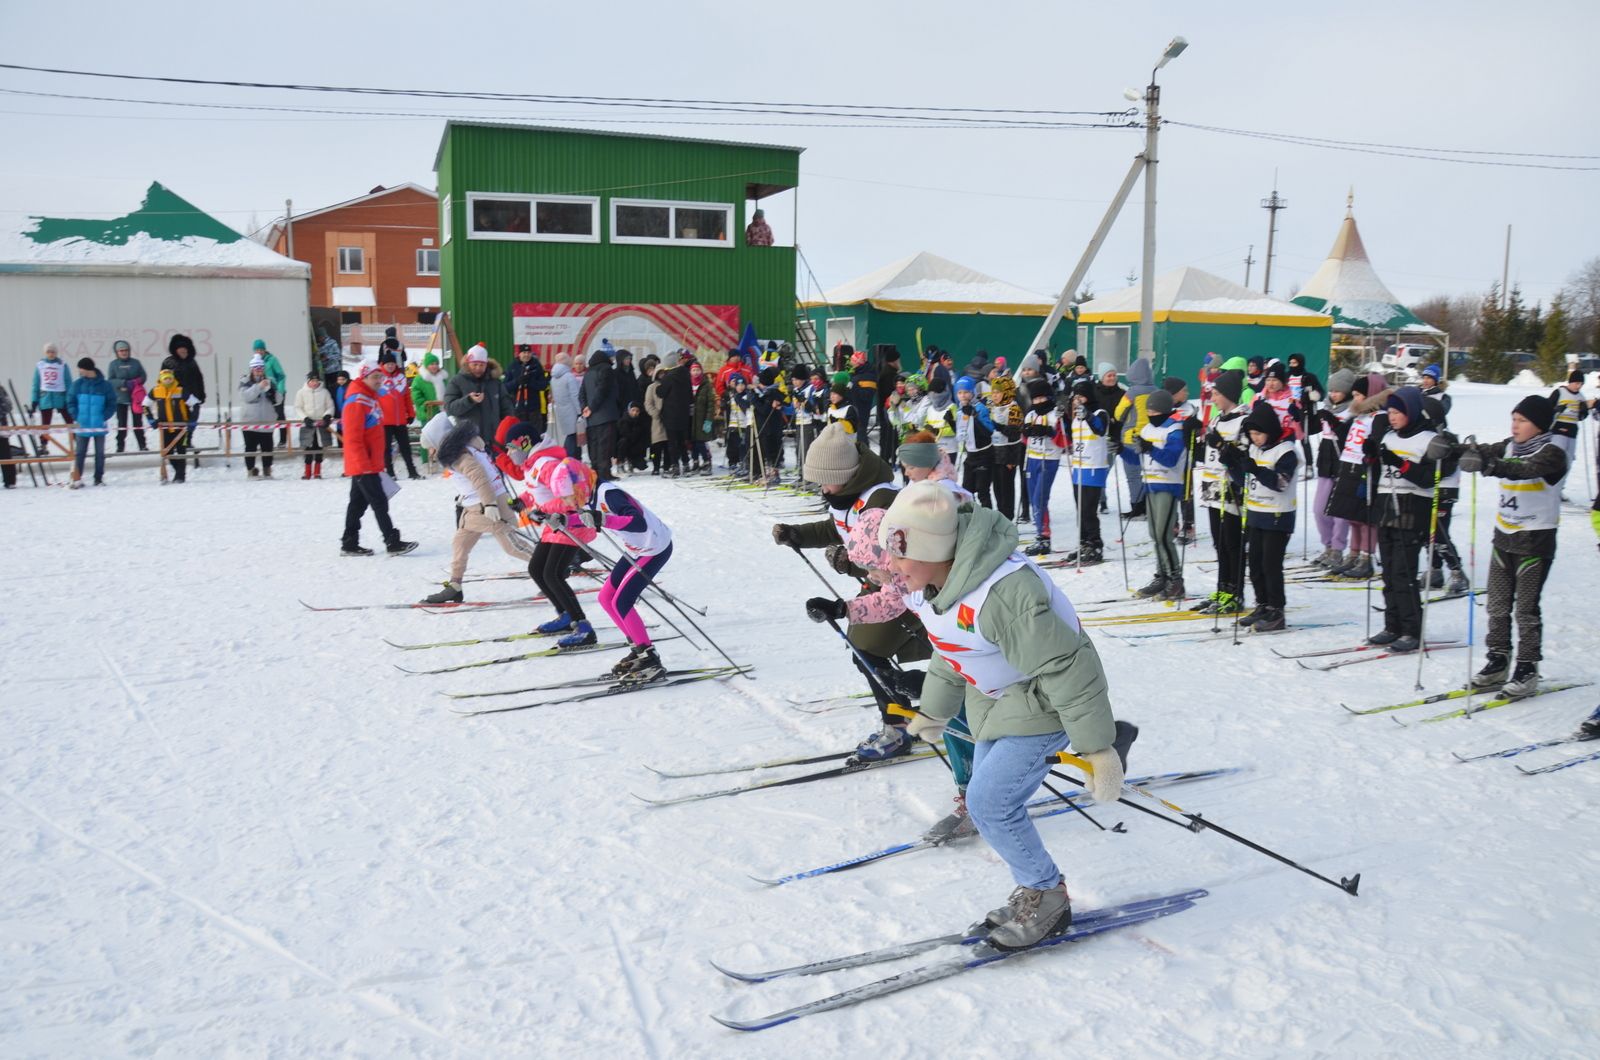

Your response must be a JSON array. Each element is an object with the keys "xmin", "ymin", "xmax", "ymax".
[{"xmin": 2, "ymin": 0, "xmax": 1596, "ymax": 314}]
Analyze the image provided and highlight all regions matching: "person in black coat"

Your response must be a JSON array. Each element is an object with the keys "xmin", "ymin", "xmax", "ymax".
[
  {"xmin": 161, "ymin": 333, "xmax": 206, "ymax": 447},
  {"xmin": 614, "ymin": 349, "xmax": 640, "ymax": 412},
  {"xmin": 580, "ymin": 350, "xmax": 620, "ymax": 480},
  {"xmin": 653, "ymin": 350, "xmax": 694, "ymax": 476},
  {"xmin": 504, "ymin": 345, "xmax": 548, "ymax": 438}
]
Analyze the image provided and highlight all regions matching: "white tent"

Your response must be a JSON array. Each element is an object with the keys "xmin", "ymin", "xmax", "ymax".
[
  {"xmin": 1076, "ymin": 266, "xmax": 1331, "ymax": 323},
  {"xmin": 0, "ymin": 182, "xmax": 309, "ymax": 408},
  {"xmin": 1292, "ymin": 203, "xmax": 1441, "ymax": 335},
  {"xmin": 805, "ymin": 251, "xmax": 1052, "ymax": 315}
]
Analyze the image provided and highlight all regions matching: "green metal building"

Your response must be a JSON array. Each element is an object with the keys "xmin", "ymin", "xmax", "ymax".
[
  {"xmin": 1074, "ymin": 267, "xmax": 1333, "ymax": 384},
  {"xmin": 434, "ymin": 122, "xmax": 801, "ymax": 365}
]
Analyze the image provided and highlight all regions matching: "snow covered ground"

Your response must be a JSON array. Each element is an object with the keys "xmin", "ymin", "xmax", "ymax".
[{"xmin": 5, "ymin": 381, "xmax": 1600, "ymax": 1056}]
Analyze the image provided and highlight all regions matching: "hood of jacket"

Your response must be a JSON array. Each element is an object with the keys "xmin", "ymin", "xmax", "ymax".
[
  {"xmin": 1127, "ymin": 357, "xmax": 1154, "ymax": 388},
  {"xmin": 434, "ymin": 419, "xmax": 483, "ymax": 467},
  {"xmin": 1352, "ymin": 385, "xmax": 1395, "ymax": 417},
  {"xmin": 927, "ymin": 505, "xmax": 1021, "ymax": 613}
]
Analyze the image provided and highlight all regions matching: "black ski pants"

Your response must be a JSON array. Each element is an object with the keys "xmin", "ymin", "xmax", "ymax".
[
  {"xmin": 1074, "ymin": 483, "xmax": 1104, "ymax": 549},
  {"xmin": 1487, "ymin": 545, "xmax": 1553, "ymax": 663},
  {"xmin": 1378, "ymin": 525, "xmax": 1425, "ymax": 637},
  {"xmin": 1247, "ymin": 526, "xmax": 1289, "ymax": 610},
  {"xmin": 961, "ymin": 459, "xmax": 993, "ymax": 509},
  {"xmin": 1209, "ymin": 508, "xmax": 1245, "ymax": 600},
  {"xmin": 343, "ymin": 473, "xmax": 398, "ymax": 548},
  {"xmin": 529, "ymin": 540, "xmax": 587, "ymax": 621}
]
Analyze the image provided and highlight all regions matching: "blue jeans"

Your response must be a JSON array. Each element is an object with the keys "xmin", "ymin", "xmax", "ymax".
[
  {"xmin": 967, "ymin": 730, "xmax": 1073, "ymax": 890},
  {"xmin": 1025, "ymin": 457, "xmax": 1059, "ymax": 539},
  {"xmin": 74, "ymin": 433, "xmax": 106, "ymax": 482}
]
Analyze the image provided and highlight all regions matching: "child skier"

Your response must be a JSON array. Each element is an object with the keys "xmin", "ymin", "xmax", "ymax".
[
  {"xmin": 1134, "ymin": 389, "xmax": 1188, "ymax": 599},
  {"xmin": 1223, "ymin": 402, "xmax": 1299, "ymax": 631},
  {"xmin": 953, "ymin": 376, "xmax": 994, "ymax": 506},
  {"xmin": 1310, "ymin": 369, "xmax": 1356, "ymax": 568},
  {"xmin": 416, "ymin": 415, "xmax": 536, "ymax": 605},
  {"xmin": 1195, "ymin": 370, "xmax": 1249, "ymax": 615},
  {"xmin": 579, "ymin": 477, "xmax": 674, "ymax": 682},
  {"xmin": 987, "ymin": 376, "xmax": 1024, "ymax": 521},
  {"xmin": 294, "ymin": 372, "xmax": 335, "ymax": 479},
  {"xmin": 1432, "ymin": 395, "xmax": 1568, "ymax": 696},
  {"xmin": 520, "ymin": 449, "xmax": 603, "ymax": 649},
  {"xmin": 1020, "ymin": 380, "xmax": 1066, "ymax": 556},
  {"xmin": 1363, "ymin": 386, "xmax": 1444, "ymax": 652},
  {"xmin": 878, "ymin": 481, "xmax": 1125, "ymax": 950},
  {"xmin": 1547, "ymin": 370, "xmax": 1591, "ymax": 471},
  {"xmin": 1063, "ymin": 379, "xmax": 1109, "ymax": 565},
  {"xmin": 1324, "ymin": 373, "xmax": 1390, "ymax": 580}
]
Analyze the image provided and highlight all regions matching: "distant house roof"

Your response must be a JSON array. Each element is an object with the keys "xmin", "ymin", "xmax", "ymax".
[
  {"xmin": 1077, "ymin": 267, "xmax": 1331, "ymax": 327},
  {"xmin": 1291, "ymin": 206, "xmax": 1440, "ymax": 334},
  {"xmin": 0, "ymin": 182, "xmax": 307, "ymax": 279},
  {"xmin": 260, "ymin": 183, "xmax": 436, "ymax": 248},
  {"xmin": 802, "ymin": 251, "xmax": 1054, "ymax": 316}
]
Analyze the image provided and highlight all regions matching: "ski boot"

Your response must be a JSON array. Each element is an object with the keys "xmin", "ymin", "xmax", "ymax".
[
  {"xmin": 1426, "ymin": 568, "xmax": 1445, "ymax": 590},
  {"xmin": 1387, "ymin": 634, "xmax": 1420, "ymax": 653},
  {"xmin": 1237, "ymin": 607, "xmax": 1264, "ymax": 628},
  {"xmin": 537, "ymin": 612, "xmax": 576, "ymax": 635},
  {"xmin": 1311, "ymin": 547, "xmax": 1340, "ymax": 568},
  {"xmin": 620, "ymin": 647, "xmax": 665, "ymax": 685},
  {"xmin": 1251, "ymin": 606, "xmax": 1287, "ymax": 633},
  {"xmin": 1133, "ymin": 574, "xmax": 1168, "ymax": 598},
  {"xmin": 557, "ymin": 621, "xmax": 597, "ymax": 649},
  {"xmin": 1339, "ymin": 554, "xmax": 1375, "ymax": 580},
  {"xmin": 1446, "ymin": 569, "xmax": 1470, "ymax": 595},
  {"xmin": 1367, "ymin": 629, "xmax": 1400, "ymax": 646},
  {"xmin": 984, "ymin": 878, "xmax": 1073, "ymax": 951},
  {"xmin": 922, "ymin": 792, "xmax": 978, "ymax": 846},
  {"xmin": 1157, "ymin": 577, "xmax": 1185, "ymax": 602},
  {"xmin": 1077, "ymin": 545, "xmax": 1104, "ymax": 565},
  {"xmin": 386, "ymin": 539, "xmax": 419, "ymax": 556},
  {"xmin": 609, "ymin": 644, "xmax": 648, "ymax": 677},
  {"xmin": 1578, "ymin": 707, "xmax": 1600, "ymax": 740},
  {"xmin": 1500, "ymin": 662, "xmax": 1540, "ymax": 699},
  {"xmin": 1023, "ymin": 536, "xmax": 1051, "ymax": 557},
  {"xmin": 421, "ymin": 581, "xmax": 464, "ymax": 605},
  {"xmin": 1192, "ymin": 591, "xmax": 1222, "ymax": 615},
  {"xmin": 1472, "ymin": 652, "xmax": 1510, "ymax": 689},
  {"xmin": 1212, "ymin": 592, "xmax": 1244, "ymax": 615},
  {"xmin": 341, "ymin": 543, "xmax": 375, "ymax": 557},
  {"xmin": 851, "ymin": 723, "xmax": 910, "ymax": 762}
]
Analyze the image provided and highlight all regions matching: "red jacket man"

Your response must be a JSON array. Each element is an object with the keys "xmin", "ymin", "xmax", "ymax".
[{"xmin": 340, "ymin": 362, "xmax": 415, "ymax": 555}]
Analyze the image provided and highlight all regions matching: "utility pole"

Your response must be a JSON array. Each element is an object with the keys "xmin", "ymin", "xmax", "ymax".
[
  {"xmin": 1501, "ymin": 224, "xmax": 1512, "ymax": 309},
  {"xmin": 1137, "ymin": 36, "xmax": 1187, "ymax": 362},
  {"xmin": 1260, "ymin": 176, "xmax": 1287, "ymax": 296},
  {"xmin": 285, "ymin": 199, "xmax": 295, "ymax": 258},
  {"xmin": 1243, "ymin": 244, "xmax": 1256, "ymax": 288}
]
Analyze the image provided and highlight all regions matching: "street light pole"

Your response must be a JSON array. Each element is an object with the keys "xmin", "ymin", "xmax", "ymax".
[{"xmin": 1138, "ymin": 37, "xmax": 1186, "ymax": 364}]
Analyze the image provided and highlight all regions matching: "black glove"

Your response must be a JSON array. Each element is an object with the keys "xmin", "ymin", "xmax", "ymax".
[
  {"xmin": 1218, "ymin": 445, "xmax": 1245, "ymax": 469},
  {"xmin": 1458, "ymin": 448, "xmax": 1485, "ymax": 474},
  {"xmin": 1136, "ymin": 437, "xmax": 1153, "ymax": 454},
  {"xmin": 824, "ymin": 543, "xmax": 853, "ymax": 575},
  {"xmin": 772, "ymin": 523, "xmax": 800, "ymax": 547},
  {"xmin": 804, "ymin": 596, "xmax": 849, "ymax": 623},
  {"xmin": 1377, "ymin": 446, "xmax": 1405, "ymax": 468},
  {"xmin": 1181, "ymin": 416, "xmax": 1202, "ymax": 434},
  {"xmin": 303, "ymin": 417, "xmax": 314, "ymax": 427},
  {"xmin": 321, "ymin": 414, "xmax": 333, "ymax": 427},
  {"xmin": 505, "ymin": 494, "xmax": 526, "ymax": 514},
  {"xmin": 1424, "ymin": 435, "xmax": 1454, "ymax": 462},
  {"xmin": 1204, "ymin": 429, "xmax": 1224, "ymax": 450}
]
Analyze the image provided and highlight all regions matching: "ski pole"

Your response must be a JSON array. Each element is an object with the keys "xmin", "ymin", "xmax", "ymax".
[
  {"xmin": 1233, "ymin": 478, "xmax": 1249, "ymax": 647},
  {"xmin": 1464, "ymin": 439, "xmax": 1479, "ymax": 714},
  {"xmin": 1415, "ymin": 460, "xmax": 1443, "ymax": 691},
  {"xmin": 789, "ymin": 541, "xmax": 853, "ymax": 605},
  {"xmin": 592, "ymin": 522, "xmax": 746, "ymax": 674},
  {"xmin": 1112, "ymin": 448, "xmax": 1130, "ymax": 592},
  {"xmin": 1053, "ymin": 752, "xmax": 1361, "ymax": 896}
]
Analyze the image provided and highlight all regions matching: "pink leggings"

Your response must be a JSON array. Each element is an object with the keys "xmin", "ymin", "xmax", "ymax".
[{"xmin": 598, "ymin": 544, "xmax": 672, "ymax": 646}]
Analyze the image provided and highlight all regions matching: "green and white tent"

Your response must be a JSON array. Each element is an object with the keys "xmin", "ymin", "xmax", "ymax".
[{"xmin": 1291, "ymin": 205, "xmax": 1440, "ymax": 336}]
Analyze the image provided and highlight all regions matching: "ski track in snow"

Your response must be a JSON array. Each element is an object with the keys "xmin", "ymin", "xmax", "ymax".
[{"xmin": 3, "ymin": 380, "xmax": 1599, "ymax": 1055}]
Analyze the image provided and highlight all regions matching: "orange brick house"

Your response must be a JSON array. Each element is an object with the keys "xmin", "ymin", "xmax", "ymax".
[{"xmin": 267, "ymin": 183, "xmax": 440, "ymax": 326}]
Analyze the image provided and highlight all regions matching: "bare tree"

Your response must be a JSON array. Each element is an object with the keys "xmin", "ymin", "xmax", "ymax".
[
  {"xmin": 1412, "ymin": 294, "xmax": 1480, "ymax": 347},
  {"xmin": 1563, "ymin": 256, "xmax": 1600, "ymax": 351}
]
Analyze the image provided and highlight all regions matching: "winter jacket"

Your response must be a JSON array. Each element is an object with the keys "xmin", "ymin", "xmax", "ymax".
[
  {"xmin": 147, "ymin": 378, "xmax": 192, "ymax": 426},
  {"xmin": 713, "ymin": 356, "xmax": 755, "ymax": 398},
  {"xmin": 580, "ymin": 352, "xmax": 620, "ymax": 427},
  {"xmin": 318, "ymin": 336, "xmax": 344, "ymax": 376},
  {"xmin": 30, "ymin": 358, "xmax": 72, "ymax": 411},
  {"xmin": 614, "ymin": 355, "xmax": 639, "ymax": 412},
  {"xmin": 642, "ymin": 382, "xmax": 668, "ymax": 445},
  {"xmin": 843, "ymin": 508, "xmax": 912, "ymax": 626},
  {"xmin": 1459, "ymin": 435, "xmax": 1568, "ymax": 555},
  {"xmin": 1419, "ymin": 379, "xmax": 1452, "ymax": 419},
  {"xmin": 549, "ymin": 362, "xmax": 583, "ymax": 440},
  {"xmin": 848, "ymin": 363, "xmax": 879, "ymax": 429},
  {"xmin": 375, "ymin": 367, "xmax": 415, "ymax": 425},
  {"xmin": 654, "ymin": 363, "xmax": 694, "ymax": 434},
  {"xmin": 236, "ymin": 375, "xmax": 279, "ymax": 427},
  {"xmin": 1112, "ymin": 358, "xmax": 1158, "ymax": 446},
  {"xmin": 161, "ymin": 348, "xmax": 206, "ymax": 404},
  {"xmin": 915, "ymin": 503, "xmax": 1116, "ymax": 753},
  {"xmin": 691, "ymin": 376, "xmax": 717, "ymax": 441},
  {"xmin": 259, "ymin": 351, "xmax": 287, "ymax": 398},
  {"xmin": 105, "ymin": 356, "xmax": 148, "ymax": 406},
  {"xmin": 436, "ymin": 420, "xmax": 518, "ymax": 519},
  {"xmin": 504, "ymin": 358, "xmax": 548, "ymax": 423},
  {"xmin": 1364, "ymin": 416, "xmax": 1441, "ymax": 532},
  {"xmin": 65, "ymin": 373, "xmax": 117, "ymax": 433},
  {"xmin": 340, "ymin": 376, "xmax": 387, "ymax": 475},
  {"xmin": 791, "ymin": 443, "xmax": 900, "ymax": 552},
  {"xmin": 411, "ymin": 370, "xmax": 444, "ymax": 427},
  {"xmin": 294, "ymin": 383, "xmax": 335, "ymax": 422},
  {"xmin": 1092, "ymin": 378, "xmax": 1125, "ymax": 421},
  {"xmin": 443, "ymin": 362, "xmax": 507, "ymax": 440}
]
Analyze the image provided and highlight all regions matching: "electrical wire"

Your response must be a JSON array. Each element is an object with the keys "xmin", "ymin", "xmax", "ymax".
[{"xmin": 1167, "ymin": 120, "xmax": 1600, "ymax": 172}]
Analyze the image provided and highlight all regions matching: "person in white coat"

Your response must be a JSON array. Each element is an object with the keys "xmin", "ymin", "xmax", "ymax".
[
  {"xmin": 294, "ymin": 372, "xmax": 335, "ymax": 479},
  {"xmin": 416, "ymin": 414, "xmax": 536, "ymax": 604}
]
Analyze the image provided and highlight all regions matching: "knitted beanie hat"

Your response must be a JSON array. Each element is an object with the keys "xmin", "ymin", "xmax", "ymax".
[
  {"xmin": 897, "ymin": 441, "xmax": 940, "ymax": 469},
  {"xmin": 1146, "ymin": 389, "xmax": 1175, "ymax": 417},
  {"xmin": 1512, "ymin": 394, "xmax": 1555, "ymax": 433},
  {"xmin": 878, "ymin": 481, "xmax": 959, "ymax": 563},
  {"xmin": 802, "ymin": 423, "xmax": 861, "ymax": 486}
]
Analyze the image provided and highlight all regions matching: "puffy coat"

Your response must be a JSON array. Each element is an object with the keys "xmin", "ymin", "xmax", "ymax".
[
  {"xmin": 294, "ymin": 383, "xmax": 335, "ymax": 422},
  {"xmin": 375, "ymin": 366, "xmax": 415, "ymax": 425},
  {"xmin": 105, "ymin": 355, "xmax": 148, "ymax": 406},
  {"xmin": 147, "ymin": 376, "xmax": 192, "ymax": 426},
  {"xmin": 580, "ymin": 352, "xmax": 620, "ymax": 427},
  {"xmin": 443, "ymin": 362, "xmax": 507, "ymax": 439},
  {"xmin": 236, "ymin": 374, "xmax": 279, "ymax": 426},
  {"xmin": 518, "ymin": 450, "xmax": 599, "ymax": 547},
  {"xmin": 162, "ymin": 335, "xmax": 206, "ymax": 403},
  {"xmin": 691, "ymin": 374, "xmax": 717, "ymax": 441},
  {"xmin": 642, "ymin": 381, "xmax": 668, "ymax": 444},
  {"xmin": 654, "ymin": 363, "xmax": 693, "ymax": 433},
  {"xmin": 340, "ymin": 376, "xmax": 387, "ymax": 475},
  {"xmin": 549, "ymin": 361, "xmax": 583, "ymax": 441},
  {"xmin": 65, "ymin": 373, "xmax": 117, "ymax": 433},
  {"xmin": 31, "ymin": 358, "xmax": 72, "ymax": 411}
]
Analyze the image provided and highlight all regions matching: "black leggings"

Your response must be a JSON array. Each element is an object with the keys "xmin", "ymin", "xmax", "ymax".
[
  {"xmin": 385, "ymin": 424, "xmax": 418, "ymax": 476},
  {"xmin": 1378, "ymin": 525, "xmax": 1424, "ymax": 637},
  {"xmin": 243, "ymin": 430, "xmax": 274, "ymax": 471},
  {"xmin": 1247, "ymin": 526, "xmax": 1289, "ymax": 609},
  {"xmin": 1209, "ymin": 508, "xmax": 1245, "ymax": 599},
  {"xmin": 529, "ymin": 541, "xmax": 586, "ymax": 620}
]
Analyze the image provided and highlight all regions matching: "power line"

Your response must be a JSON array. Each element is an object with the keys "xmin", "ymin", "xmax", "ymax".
[{"xmin": 1168, "ymin": 120, "xmax": 1600, "ymax": 172}]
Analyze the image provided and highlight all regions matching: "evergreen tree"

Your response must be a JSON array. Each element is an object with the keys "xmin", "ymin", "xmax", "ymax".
[
  {"xmin": 1534, "ymin": 295, "xmax": 1572, "ymax": 385},
  {"xmin": 1468, "ymin": 285, "xmax": 1510, "ymax": 382}
]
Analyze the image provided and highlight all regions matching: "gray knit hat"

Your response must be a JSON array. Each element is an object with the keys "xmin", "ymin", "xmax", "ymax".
[
  {"xmin": 897, "ymin": 441, "xmax": 940, "ymax": 469},
  {"xmin": 1327, "ymin": 368, "xmax": 1356, "ymax": 395},
  {"xmin": 802, "ymin": 423, "xmax": 861, "ymax": 486}
]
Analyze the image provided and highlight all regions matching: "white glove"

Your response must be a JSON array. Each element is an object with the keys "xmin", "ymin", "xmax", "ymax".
[
  {"xmin": 185, "ymin": 395, "xmax": 201, "ymax": 407},
  {"xmin": 905, "ymin": 712, "xmax": 946, "ymax": 745},
  {"xmin": 482, "ymin": 505, "xmax": 502, "ymax": 523},
  {"xmin": 1081, "ymin": 747, "xmax": 1125, "ymax": 803}
]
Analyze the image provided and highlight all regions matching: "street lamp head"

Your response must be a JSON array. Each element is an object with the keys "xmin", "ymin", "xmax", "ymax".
[
  {"xmin": 1156, "ymin": 35, "xmax": 1189, "ymax": 69},
  {"xmin": 1123, "ymin": 88, "xmax": 1142, "ymax": 103}
]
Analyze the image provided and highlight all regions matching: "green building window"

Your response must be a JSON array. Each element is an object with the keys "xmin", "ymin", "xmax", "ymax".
[
  {"xmin": 466, "ymin": 192, "xmax": 599, "ymax": 244},
  {"xmin": 610, "ymin": 198, "xmax": 732, "ymax": 248}
]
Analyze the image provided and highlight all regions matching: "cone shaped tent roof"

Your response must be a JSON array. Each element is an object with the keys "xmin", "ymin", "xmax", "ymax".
[
  {"xmin": 1291, "ymin": 205, "xmax": 1439, "ymax": 333},
  {"xmin": 802, "ymin": 251, "xmax": 1052, "ymax": 315}
]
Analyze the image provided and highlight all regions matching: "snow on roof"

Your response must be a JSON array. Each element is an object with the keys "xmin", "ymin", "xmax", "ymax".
[
  {"xmin": 0, "ymin": 182, "xmax": 308, "ymax": 278},
  {"xmin": 1291, "ymin": 209, "xmax": 1439, "ymax": 334},
  {"xmin": 1076, "ymin": 267, "xmax": 1330, "ymax": 323},
  {"xmin": 804, "ymin": 252, "xmax": 1053, "ymax": 314}
]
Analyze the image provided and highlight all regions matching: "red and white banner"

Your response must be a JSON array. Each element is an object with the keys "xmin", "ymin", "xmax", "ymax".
[{"xmin": 512, "ymin": 302, "xmax": 740, "ymax": 365}]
